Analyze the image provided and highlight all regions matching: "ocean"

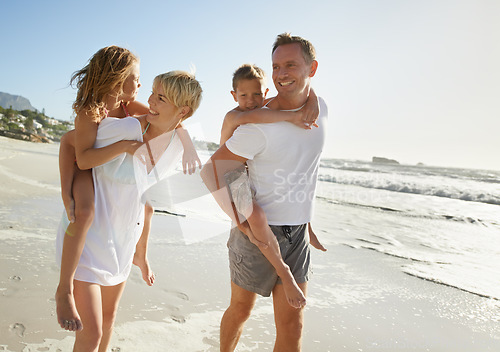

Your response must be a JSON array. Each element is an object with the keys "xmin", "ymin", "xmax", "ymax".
[{"xmin": 315, "ymin": 159, "xmax": 500, "ymax": 301}]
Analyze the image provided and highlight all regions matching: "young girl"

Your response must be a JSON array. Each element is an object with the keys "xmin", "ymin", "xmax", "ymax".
[
  {"xmin": 55, "ymin": 46, "xmax": 201, "ymax": 333},
  {"xmin": 219, "ymin": 64, "xmax": 326, "ymax": 309}
]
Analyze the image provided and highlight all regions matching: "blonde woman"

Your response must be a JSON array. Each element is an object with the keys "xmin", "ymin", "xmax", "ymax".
[
  {"xmin": 55, "ymin": 45, "xmax": 200, "ymax": 335},
  {"xmin": 56, "ymin": 70, "xmax": 202, "ymax": 351}
]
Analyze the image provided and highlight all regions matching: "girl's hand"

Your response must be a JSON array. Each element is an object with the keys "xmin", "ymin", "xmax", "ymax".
[
  {"xmin": 182, "ymin": 148, "xmax": 202, "ymax": 175},
  {"xmin": 300, "ymin": 93, "xmax": 320, "ymax": 128},
  {"xmin": 62, "ymin": 195, "xmax": 76, "ymax": 223},
  {"xmin": 124, "ymin": 140, "xmax": 145, "ymax": 155}
]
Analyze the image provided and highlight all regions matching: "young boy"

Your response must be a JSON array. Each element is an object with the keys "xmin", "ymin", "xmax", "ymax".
[{"xmin": 220, "ymin": 64, "xmax": 326, "ymax": 309}]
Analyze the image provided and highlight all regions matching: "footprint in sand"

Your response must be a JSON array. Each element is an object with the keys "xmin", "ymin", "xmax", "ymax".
[
  {"xmin": 170, "ymin": 315, "xmax": 186, "ymax": 323},
  {"xmin": 9, "ymin": 275, "xmax": 21, "ymax": 282},
  {"xmin": 163, "ymin": 289, "xmax": 189, "ymax": 301},
  {"xmin": 9, "ymin": 323, "xmax": 25, "ymax": 337}
]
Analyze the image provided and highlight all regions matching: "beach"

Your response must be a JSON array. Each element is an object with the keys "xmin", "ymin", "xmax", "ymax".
[{"xmin": 1, "ymin": 135, "xmax": 499, "ymax": 351}]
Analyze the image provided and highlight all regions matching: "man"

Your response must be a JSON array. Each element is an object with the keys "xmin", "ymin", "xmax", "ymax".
[{"xmin": 201, "ymin": 33, "xmax": 327, "ymax": 351}]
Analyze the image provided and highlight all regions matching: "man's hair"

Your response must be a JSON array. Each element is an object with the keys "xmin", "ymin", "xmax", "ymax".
[
  {"xmin": 153, "ymin": 71, "xmax": 203, "ymax": 120},
  {"xmin": 272, "ymin": 33, "xmax": 316, "ymax": 64},
  {"xmin": 232, "ymin": 64, "xmax": 266, "ymax": 91}
]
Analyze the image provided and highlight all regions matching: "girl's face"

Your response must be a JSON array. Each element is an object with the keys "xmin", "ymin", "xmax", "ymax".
[
  {"xmin": 147, "ymin": 84, "xmax": 186, "ymax": 132},
  {"xmin": 120, "ymin": 62, "xmax": 141, "ymax": 102}
]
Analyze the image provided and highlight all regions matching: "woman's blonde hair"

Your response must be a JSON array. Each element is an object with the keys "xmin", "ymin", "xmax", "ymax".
[
  {"xmin": 70, "ymin": 45, "xmax": 139, "ymax": 122},
  {"xmin": 153, "ymin": 71, "xmax": 203, "ymax": 120}
]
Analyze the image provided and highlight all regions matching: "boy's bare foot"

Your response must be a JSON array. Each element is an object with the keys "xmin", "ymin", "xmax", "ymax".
[
  {"xmin": 309, "ymin": 233, "xmax": 327, "ymax": 252},
  {"xmin": 282, "ymin": 277, "xmax": 307, "ymax": 309},
  {"xmin": 55, "ymin": 286, "xmax": 83, "ymax": 331},
  {"xmin": 133, "ymin": 253, "xmax": 155, "ymax": 286}
]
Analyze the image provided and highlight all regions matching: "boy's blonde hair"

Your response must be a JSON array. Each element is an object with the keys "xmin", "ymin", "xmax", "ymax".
[
  {"xmin": 70, "ymin": 45, "xmax": 139, "ymax": 122},
  {"xmin": 153, "ymin": 71, "xmax": 203, "ymax": 120},
  {"xmin": 232, "ymin": 64, "xmax": 266, "ymax": 91},
  {"xmin": 272, "ymin": 33, "xmax": 316, "ymax": 64}
]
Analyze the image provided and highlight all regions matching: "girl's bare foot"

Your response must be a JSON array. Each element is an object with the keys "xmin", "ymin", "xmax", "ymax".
[
  {"xmin": 133, "ymin": 253, "xmax": 155, "ymax": 286},
  {"xmin": 282, "ymin": 277, "xmax": 307, "ymax": 309},
  {"xmin": 55, "ymin": 286, "xmax": 83, "ymax": 331}
]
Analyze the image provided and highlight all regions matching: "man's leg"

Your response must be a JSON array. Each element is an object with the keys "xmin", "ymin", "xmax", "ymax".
[
  {"xmin": 272, "ymin": 282, "xmax": 307, "ymax": 352},
  {"xmin": 220, "ymin": 281, "xmax": 258, "ymax": 352}
]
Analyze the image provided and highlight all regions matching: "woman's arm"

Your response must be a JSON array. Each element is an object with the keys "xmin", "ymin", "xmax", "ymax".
[
  {"xmin": 59, "ymin": 130, "xmax": 77, "ymax": 222},
  {"xmin": 74, "ymin": 111, "xmax": 141, "ymax": 170}
]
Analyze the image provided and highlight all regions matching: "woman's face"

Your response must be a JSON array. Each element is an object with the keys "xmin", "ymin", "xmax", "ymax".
[
  {"xmin": 147, "ymin": 84, "xmax": 184, "ymax": 132},
  {"xmin": 121, "ymin": 62, "xmax": 141, "ymax": 102}
]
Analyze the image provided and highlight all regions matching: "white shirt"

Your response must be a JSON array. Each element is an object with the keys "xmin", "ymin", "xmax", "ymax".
[{"xmin": 226, "ymin": 97, "xmax": 328, "ymax": 225}]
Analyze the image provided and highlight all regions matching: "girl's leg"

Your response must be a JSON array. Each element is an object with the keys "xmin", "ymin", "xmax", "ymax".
[
  {"xmin": 56, "ymin": 167, "xmax": 95, "ymax": 331},
  {"xmin": 245, "ymin": 202, "xmax": 306, "ymax": 309},
  {"xmin": 98, "ymin": 282, "xmax": 127, "ymax": 352},
  {"xmin": 133, "ymin": 203, "xmax": 155, "ymax": 286}
]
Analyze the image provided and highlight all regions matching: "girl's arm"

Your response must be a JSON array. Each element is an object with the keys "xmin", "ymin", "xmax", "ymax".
[
  {"xmin": 74, "ymin": 110, "xmax": 142, "ymax": 170},
  {"xmin": 176, "ymin": 124, "xmax": 202, "ymax": 174}
]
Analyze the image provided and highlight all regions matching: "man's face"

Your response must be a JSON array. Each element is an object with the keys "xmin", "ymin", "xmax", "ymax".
[{"xmin": 272, "ymin": 43, "xmax": 315, "ymax": 98}]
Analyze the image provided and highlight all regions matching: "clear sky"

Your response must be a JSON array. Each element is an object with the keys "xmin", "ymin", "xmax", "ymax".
[{"xmin": 1, "ymin": 0, "xmax": 499, "ymax": 170}]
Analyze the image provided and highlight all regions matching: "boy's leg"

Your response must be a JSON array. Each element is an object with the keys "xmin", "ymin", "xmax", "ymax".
[
  {"xmin": 56, "ymin": 167, "xmax": 95, "ymax": 331},
  {"xmin": 133, "ymin": 203, "xmax": 155, "ymax": 286},
  {"xmin": 98, "ymin": 282, "xmax": 127, "ymax": 352},
  {"xmin": 246, "ymin": 203, "xmax": 306, "ymax": 309},
  {"xmin": 220, "ymin": 281, "xmax": 257, "ymax": 352},
  {"xmin": 308, "ymin": 223, "xmax": 327, "ymax": 252},
  {"xmin": 272, "ymin": 282, "xmax": 307, "ymax": 352}
]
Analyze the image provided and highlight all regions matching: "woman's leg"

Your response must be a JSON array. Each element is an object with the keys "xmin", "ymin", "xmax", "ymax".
[
  {"xmin": 73, "ymin": 281, "xmax": 104, "ymax": 352},
  {"xmin": 98, "ymin": 282, "xmax": 127, "ymax": 352},
  {"xmin": 245, "ymin": 202, "xmax": 306, "ymax": 309},
  {"xmin": 56, "ymin": 167, "xmax": 95, "ymax": 331}
]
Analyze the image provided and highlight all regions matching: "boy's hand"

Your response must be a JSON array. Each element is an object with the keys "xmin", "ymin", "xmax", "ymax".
[
  {"xmin": 124, "ymin": 140, "xmax": 145, "ymax": 155},
  {"xmin": 300, "ymin": 94, "xmax": 320, "ymax": 128}
]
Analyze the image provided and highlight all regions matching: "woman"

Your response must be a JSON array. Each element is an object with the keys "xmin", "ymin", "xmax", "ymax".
[{"xmin": 56, "ymin": 70, "xmax": 203, "ymax": 351}]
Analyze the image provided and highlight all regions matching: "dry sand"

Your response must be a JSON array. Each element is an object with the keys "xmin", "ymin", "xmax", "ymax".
[{"xmin": 1, "ymin": 136, "xmax": 499, "ymax": 351}]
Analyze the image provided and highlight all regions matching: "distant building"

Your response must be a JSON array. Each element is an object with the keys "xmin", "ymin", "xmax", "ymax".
[{"xmin": 33, "ymin": 120, "xmax": 43, "ymax": 129}]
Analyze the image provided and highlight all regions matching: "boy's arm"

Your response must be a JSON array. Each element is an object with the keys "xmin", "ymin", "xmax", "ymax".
[
  {"xmin": 176, "ymin": 124, "xmax": 202, "ymax": 174},
  {"xmin": 220, "ymin": 110, "xmax": 240, "ymax": 145},
  {"xmin": 74, "ymin": 111, "xmax": 143, "ymax": 170}
]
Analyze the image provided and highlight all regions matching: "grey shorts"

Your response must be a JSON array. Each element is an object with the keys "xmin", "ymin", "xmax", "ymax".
[{"xmin": 227, "ymin": 223, "xmax": 310, "ymax": 297}]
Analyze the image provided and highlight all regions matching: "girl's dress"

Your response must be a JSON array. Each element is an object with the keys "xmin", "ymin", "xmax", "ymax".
[{"xmin": 56, "ymin": 116, "xmax": 181, "ymax": 286}]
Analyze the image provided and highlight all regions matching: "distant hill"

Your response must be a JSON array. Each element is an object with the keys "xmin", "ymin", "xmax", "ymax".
[{"xmin": 0, "ymin": 92, "xmax": 35, "ymax": 111}]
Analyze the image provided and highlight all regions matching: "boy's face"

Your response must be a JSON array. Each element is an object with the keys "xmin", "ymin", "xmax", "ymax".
[{"xmin": 231, "ymin": 78, "xmax": 269, "ymax": 111}]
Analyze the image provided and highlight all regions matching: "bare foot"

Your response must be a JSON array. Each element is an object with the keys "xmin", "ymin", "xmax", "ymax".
[
  {"xmin": 309, "ymin": 233, "xmax": 327, "ymax": 252},
  {"xmin": 282, "ymin": 277, "xmax": 307, "ymax": 309},
  {"xmin": 55, "ymin": 286, "xmax": 82, "ymax": 331},
  {"xmin": 133, "ymin": 253, "xmax": 155, "ymax": 286}
]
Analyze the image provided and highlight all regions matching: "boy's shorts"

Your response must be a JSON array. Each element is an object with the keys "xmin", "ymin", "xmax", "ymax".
[{"xmin": 227, "ymin": 223, "xmax": 310, "ymax": 297}]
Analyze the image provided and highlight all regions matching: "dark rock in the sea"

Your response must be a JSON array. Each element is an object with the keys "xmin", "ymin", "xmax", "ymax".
[
  {"xmin": 417, "ymin": 162, "xmax": 425, "ymax": 166},
  {"xmin": 372, "ymin": 156, "xmax": 400, "ymax": 165}
]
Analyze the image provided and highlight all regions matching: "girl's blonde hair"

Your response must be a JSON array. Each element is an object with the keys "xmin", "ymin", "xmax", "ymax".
[
  {"xmin": 70, "ymin": 45, "xmax": 139, "ymax": 122},
  {"xmin": 153, "ymin": 71, "xmax": 203, "ymax": 120}
]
